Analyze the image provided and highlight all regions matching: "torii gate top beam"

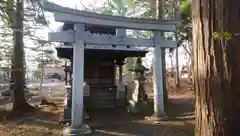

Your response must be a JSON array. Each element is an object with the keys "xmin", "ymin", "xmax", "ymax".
[{"xmin": 43, "ymin": 2, "xmax": 179, "ymax": 31}]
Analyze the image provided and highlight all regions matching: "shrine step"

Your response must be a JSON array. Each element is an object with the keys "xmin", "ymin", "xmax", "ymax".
[
  {"xmin": 89, "ymin": 86, "xmax": 117, "ymax": 109},
  {"xmin": 91, "ymin": 99, "xmax": 117, "ymax": 108}
]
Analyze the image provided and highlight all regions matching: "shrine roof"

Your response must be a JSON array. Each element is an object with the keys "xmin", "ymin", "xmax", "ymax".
[
  {"xmin": 56, "ymin": 47, "xmax": 147, "ymax": 60},
  {"xmin": 56, "ymin": 23, "xmax": 148, "ymax": 59},
  {"xmin": 61, "ymin": 23, "xmax": 115, "ymax": 46},
  {"xmin": 61, "ymin": 23, "xmax": 115, "ymax": 35}
]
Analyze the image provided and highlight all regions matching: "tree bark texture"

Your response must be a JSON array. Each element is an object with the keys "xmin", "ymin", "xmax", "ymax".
[
  {"xmin": 12, "ymin": 0, "xmax": 31, "ymax": 111},
  {"xmin": 192, "ymin": 0, "xmax": 240, "ymax": 135}
]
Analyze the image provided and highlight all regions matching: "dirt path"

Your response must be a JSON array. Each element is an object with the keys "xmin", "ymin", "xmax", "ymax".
[
  {"xmin": 0, "ymin": 85, "xmax": 195, "ymax": 136},
  {"xmin": 88, "ymin": 83, "xmax": 195, "ymax": 136}
]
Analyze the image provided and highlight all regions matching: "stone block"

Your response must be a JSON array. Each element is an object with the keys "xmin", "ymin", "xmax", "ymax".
[{"xmin": 63, "ymin": 124, "xmax": 91, "ymax": 136}]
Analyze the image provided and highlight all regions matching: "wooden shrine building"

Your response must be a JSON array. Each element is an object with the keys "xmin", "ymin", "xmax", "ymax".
[{"xmin": 56, "ymin": 23, "xmax": 148, "ymax": 108}]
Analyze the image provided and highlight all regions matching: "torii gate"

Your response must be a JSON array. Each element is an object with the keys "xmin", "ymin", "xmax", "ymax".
[{"xmin": 43, "ymin": 2, "xmax": 179, "ymax": 135}]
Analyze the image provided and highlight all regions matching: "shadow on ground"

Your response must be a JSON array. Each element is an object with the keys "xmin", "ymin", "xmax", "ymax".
[
  {"xmin": 0, "ymin": 104, "xmax": 63, "ymax": 136},
  {"xmin": 0, "ymin": 96, "xmax": 195, "ymax": 136},
  {"xmin": 86, "ymin": 98, "xmax": 195, "ymax": 136}
]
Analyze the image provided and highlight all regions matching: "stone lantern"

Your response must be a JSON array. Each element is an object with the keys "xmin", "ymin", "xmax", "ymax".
[
  {"xmin": 128, "ymin": 57, "xmax": 149, "ymax": 113},
  {"xmin": 130, "ymin": 57, "xmax": 148, "ymax": 101}
]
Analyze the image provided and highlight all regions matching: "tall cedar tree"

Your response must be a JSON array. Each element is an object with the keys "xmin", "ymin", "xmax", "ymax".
[
  {"xmin": 12, "ymin": 0, "xmax": 33, "ymax": 111},
  {"xmin": 192, "ymin": 0, "xmax": 240, "ymax": 135}
]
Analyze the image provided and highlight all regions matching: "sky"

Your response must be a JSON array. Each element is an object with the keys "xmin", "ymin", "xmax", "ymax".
[
  {"xmin": 34, "ymin": 0, "xmax": 189, "ymax": 70},
  {"xmin": 37, "ymin": 0, "xmax": 106, "ymax": 39},
  {"xmin": 28, "ymin": 0, "xmax": 106, "ymax": 69}
]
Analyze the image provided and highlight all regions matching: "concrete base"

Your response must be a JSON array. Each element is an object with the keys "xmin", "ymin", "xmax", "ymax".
[
  {"xmin": 61, "ymin": 108, "xmax": 89, "ymax": 124},
  {"xmin": 145, "ymin": 113, "xmax": 168, "ymax": 121},
  {"xmin": 62, "ymin": 124, "xmax": 91, "ymax": 136}
]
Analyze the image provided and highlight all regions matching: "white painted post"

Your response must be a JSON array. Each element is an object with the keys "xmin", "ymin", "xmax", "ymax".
[
  {"xmin": 152, "ymin": 31, "xmax": 166, "ymax": 118},
  {"xmin": 71, "ymin": 23, "xmax": 85, "ymax": 127}
]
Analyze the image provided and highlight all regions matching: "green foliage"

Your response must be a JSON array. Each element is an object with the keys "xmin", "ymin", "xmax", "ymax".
[
  {"xmin": 224, "ymin": 32, "xmax": 232, "ymax": 40},
  {"xmin": 98, "ymin": 0, "xmax": 138, "ymax": 16},
  {"xmin": 101, "ymin": 1, "xmax": 115, "ymax": 15},
  {"xmin": 213, "ymin": 32, "xmax": 221, "ymax": 40},
  {"xmin": 213, "ymin": 31, "xmax": 232, "ymax": 41},
  {"xmin": 174, "ymin": 0, "xmax": 192, "ymax": 54}
]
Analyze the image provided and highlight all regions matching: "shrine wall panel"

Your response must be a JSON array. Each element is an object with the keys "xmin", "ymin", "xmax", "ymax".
[{"xmin": 84, "ymin": 60, "xmax": 115, "ymax": 86}]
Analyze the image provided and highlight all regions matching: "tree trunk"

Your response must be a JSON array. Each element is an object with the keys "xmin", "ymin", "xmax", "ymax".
[
  {"xmin": 12, "ymin": 0, "xmax": 32, "ymax": 111},
  {"xmin": 192, "ymin": 0, "xmax": 240, "ymax": 135},
  {"xmin": 175, "ymin": 47, "xmax": 180, "ymax": 88}
]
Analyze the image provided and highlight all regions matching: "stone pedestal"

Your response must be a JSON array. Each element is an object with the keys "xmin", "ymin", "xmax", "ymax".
[
  {"xmin": 62, "ymin": 106, "xmax": 89, "ymax": 124},
  {"xmin": 128, "ymin": 80, "xmax": 148, "ymax": 114},
  {"xmin": 145, "ymin": 113, "xmax": 168, "ymax": 121},
  {"xmin": 63, "ymin": 124, "xmax": 91, "ymax": 136},
  {"xmin": 128, "ymin": 80, "xmax": 139, "ymax": 113}
]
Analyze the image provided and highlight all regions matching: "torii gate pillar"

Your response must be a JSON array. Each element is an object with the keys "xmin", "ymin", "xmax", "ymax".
[
  {"xmin": 146, "ymin": 31, "xmax": 168, "ymax": 121},
  {"xmin": 63, "ymin": 24, "xmax": 91, "ymax": 136}
]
